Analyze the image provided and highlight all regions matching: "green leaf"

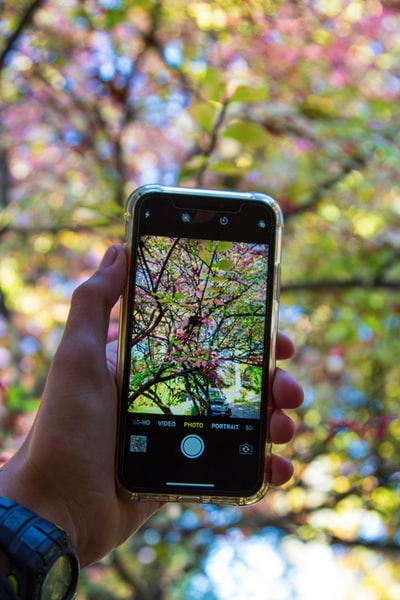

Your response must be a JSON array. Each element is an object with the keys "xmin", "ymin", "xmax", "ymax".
[
  {"xmin": 198, "ymin": 67, "xmax": 225, "ymax": 102},
  {"xmin": 105, "ymin": 9, "xmax": 126, "ymax": 28},
  {"xmin": 6, "ymin": 385, "xmax": 40, "ymax": 413},
  {"xmin": 190, "ymin": 102, "xmax": 220, "ymax": 133},
  {"xmin": 217, "ymin": 241, "xmax": 233, "ymax": 252},
  {"xmin": 215, "ymin": 259, "xmax": 233, "ymax": 271},
  {"xmin": 209, "ymin": 161, "xmax": 250, "ymax": 176},
  {"xmin": 231, "ymin": 83, "xmax": 269, "ymax": 103},
  {"xmin": 223, "ymin": 120, "xmax": 269, "ymax": 147}
]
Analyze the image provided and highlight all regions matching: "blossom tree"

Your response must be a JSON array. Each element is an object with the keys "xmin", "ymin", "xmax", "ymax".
[{"xmin": 1, "ymin": 0, "xmax": 400, "ymax": 596}]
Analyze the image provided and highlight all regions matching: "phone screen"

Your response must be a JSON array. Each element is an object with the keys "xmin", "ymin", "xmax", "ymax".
[{"xmin": 117, "ymin": 188, "xmax": 281, "ymax": 502}]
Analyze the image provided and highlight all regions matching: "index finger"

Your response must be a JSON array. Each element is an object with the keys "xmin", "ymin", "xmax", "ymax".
[
  {"xmin": 276, "ymin": 331, "xmax": 295, "ymax": 361},
  {"xmin": 273, "ymin": 367, "xmax": 304, "ymax": 410}
]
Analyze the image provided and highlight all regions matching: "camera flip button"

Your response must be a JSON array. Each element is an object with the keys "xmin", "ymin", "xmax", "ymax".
[
  {"xmin": 239, "ymin": 443, "xmax": 253, "ymax": 455},
  {"xmin": 181, "ymin": 435, "xmax": 205, "ymax": 459}
]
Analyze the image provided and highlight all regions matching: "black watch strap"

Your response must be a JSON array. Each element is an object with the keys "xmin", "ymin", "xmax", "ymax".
[{"xmin": 0, "ymin": 497, "xmax": 79, "ymax": 599}]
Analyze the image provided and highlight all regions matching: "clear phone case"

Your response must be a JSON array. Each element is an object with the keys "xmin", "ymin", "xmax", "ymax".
[{"xmin": 116, "ymin": 185, "xmax": 283, "ymax": 505}]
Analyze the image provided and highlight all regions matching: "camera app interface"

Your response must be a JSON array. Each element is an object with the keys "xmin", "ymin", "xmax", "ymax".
[{"xmin": 123, "ymin": 233, "xmax": 271, "ymax": 495}]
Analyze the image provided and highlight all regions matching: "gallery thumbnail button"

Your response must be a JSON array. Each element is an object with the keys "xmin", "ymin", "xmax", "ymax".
[{"xmin": 181, "ymin": 435, "xmax": 205, "ymax": 459}]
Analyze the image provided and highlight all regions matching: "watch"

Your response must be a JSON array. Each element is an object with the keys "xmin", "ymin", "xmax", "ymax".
[{"xmin": 0, "ymin": 497, "xmax": 79, "ymax": 599}]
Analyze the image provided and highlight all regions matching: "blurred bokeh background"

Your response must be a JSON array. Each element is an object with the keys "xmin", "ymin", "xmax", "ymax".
[{"xmin": 1, "ymin": 1, "xmax": 400, "ymax": 598}]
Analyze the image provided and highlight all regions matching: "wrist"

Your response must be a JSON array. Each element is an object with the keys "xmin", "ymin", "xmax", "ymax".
[
  {"xmin": 0, "ymin": 497, "xmax": 79, "ymax": 599},
  {"xmin": 0, "ymin": 452, "xmax": 79, "ymax": 559}
]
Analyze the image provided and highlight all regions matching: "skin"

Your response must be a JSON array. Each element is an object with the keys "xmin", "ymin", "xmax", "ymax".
[{"xmin": 0, "ymin": 245, "xmax": 303, "ymax": 567}]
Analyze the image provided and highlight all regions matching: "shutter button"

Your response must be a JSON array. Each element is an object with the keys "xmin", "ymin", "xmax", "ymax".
[{"xmin": 181, "ymin": 435, "xmax": 205, "ymax": 459}]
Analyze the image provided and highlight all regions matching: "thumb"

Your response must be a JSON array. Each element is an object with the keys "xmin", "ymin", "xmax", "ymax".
[
  {"xmin": 63, "ymin": 244, "xmax": 127, "ymax": 348},
  {"xmin": 47, "ymin": 244, "xmax": 127, "ymax": 386}
]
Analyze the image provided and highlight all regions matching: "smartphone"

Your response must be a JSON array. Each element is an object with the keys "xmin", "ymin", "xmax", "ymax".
[{"xmin": 116, "ymin": 185, "xmax": 283, "ymax": 505}]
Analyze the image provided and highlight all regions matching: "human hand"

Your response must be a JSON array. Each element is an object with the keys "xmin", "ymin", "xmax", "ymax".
[{"xmin": 0, "ymin": 245, "xmax": 303, "ymax": 567}]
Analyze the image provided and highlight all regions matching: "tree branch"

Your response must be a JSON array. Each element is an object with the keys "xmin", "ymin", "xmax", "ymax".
[
  {"xmin": 0, "ymin": 136, "xmax": 10, "ymax": 208},
  {"xmin": 284, "ymin": 152, "xmax": 368, "ymax": 220},
  {"xmin": 110, "ymin": 551, "xmax": 150, "ymax": 600},
  {"xmin": 283, "ymin": 124, "xmax": 399, "ymax": 220},
  {"xmin": 282, "ymin": 278, "xmax": 400, "ymax": 292},
  {"xmin": 195, "ymin": 99, "xmax": 230, "ymax": 186},
  {"xmin": 0, "ymin": 0, "xmax": 45, "ymax": 73}
]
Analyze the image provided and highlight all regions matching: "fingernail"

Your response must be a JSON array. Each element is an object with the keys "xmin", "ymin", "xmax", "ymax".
[{"xmin": 100, "ymin": 245, "xmax": 120, "ymax": 268}]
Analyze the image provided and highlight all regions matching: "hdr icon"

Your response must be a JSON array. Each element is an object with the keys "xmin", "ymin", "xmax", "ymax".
[{"xmin": 239, "ymin": 443, "xmax": 253, "ymax": 455}]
